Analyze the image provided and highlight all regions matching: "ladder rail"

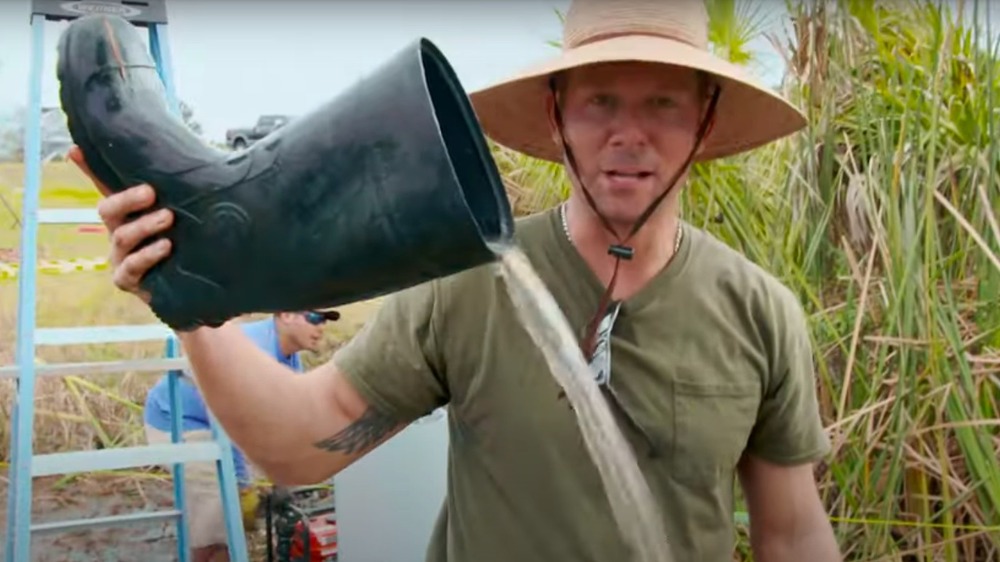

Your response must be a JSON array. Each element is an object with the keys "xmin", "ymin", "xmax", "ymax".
[
  {"xmin": 0, "ymin": 356, "xmax": 190, "ymax": 379},
  {"xmin": 167, "ymin": 347, "xmax": 191, "ymax": 560},
  {"xmin": 149, "ymin": 23, "xmax": 180, "ymax": 115},
  {"xmin": 31, "ymin": 510, "xmax": 183, "ymax": 535},
  {"xmin": 32, "ymin": 442, "xmax": 225, "ymax": 477},
  {"xmin": 35, "ymin": 323, "xmax": 177, "ymax": 346},
  {"xmin": 153, "ymin": 19, "xmax": 252, "ymax": 560},
  {"xmin": 37, "ymin": 208, "xmax": 101, "ymax": 224},
  {"xmin": 6, "ymin": 14, "xmax": 47, "ymax": 562}
]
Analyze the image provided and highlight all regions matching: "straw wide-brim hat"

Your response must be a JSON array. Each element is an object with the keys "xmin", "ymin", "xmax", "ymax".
[{"xmin": 469, "ymin": 0, "xmax": 807, "ymax": 164}]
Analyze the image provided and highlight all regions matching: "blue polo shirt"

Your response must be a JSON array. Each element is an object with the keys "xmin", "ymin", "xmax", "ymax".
[{"xmin": 143, "ymin": 317, "xmax": 303, "ymax": 487}]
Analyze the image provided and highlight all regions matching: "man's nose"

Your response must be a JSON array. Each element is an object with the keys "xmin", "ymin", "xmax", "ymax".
[{"xmin": 608, "ymin": 109, "xmax": 649, "ymax": 147}]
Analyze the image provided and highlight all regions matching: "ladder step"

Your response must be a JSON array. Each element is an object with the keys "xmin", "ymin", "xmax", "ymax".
[
  {"xmin": 32, "ymin": 442, "xmax": 224, "ymax": 477},
  {"xmin": 31, "ymin": 509, "xmax": 182, "ymax": 535},
  {"xmin": 0, "ymin": 357, "xmax": 189, "ymax": 379},
  {"xmin": 36, "ymin": 323, "xmax": 175, "ymax": 345},
  {"xmin": 37, "ymin": 208, "xmax": 101, "ymax": 224}
]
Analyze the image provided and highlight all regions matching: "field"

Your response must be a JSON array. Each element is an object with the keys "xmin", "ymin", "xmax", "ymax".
[{"xmin": 2, "ymin": 0, "xmax": 1000, "ymax": 561}]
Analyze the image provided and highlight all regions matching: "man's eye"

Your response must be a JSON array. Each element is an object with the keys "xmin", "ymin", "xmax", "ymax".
[
  {"xmin": 591, "ymin": 94, "xmax": 613, "ymax": 106},
  {"xmin": 652, "ymin": 97, "xmax": 675, "ymax": 108}
]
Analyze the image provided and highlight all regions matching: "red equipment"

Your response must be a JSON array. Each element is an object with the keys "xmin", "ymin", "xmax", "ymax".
[{"xmin": 288, "ymin": 514, "xmax": 338, "ymax": 562}]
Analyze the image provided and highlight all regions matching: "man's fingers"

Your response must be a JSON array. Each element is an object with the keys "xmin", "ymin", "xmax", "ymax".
[
  {"xmin": 97, "ymin": 184, "xmax": 159, "ymax": 233},
  {"xmin": 108, "ymin": 207, "xmax": 174, "ymax": 264},
  {"xmin": 67, "ymin": 145, "xmax": 113, "ymax": 198},
  {"xmin": 67, "ymin": 144, "xmax": 172, "ymax": 306},
  {"xmin": 112, "ymin": 238, "xmax": 171, "ymax": 293}
]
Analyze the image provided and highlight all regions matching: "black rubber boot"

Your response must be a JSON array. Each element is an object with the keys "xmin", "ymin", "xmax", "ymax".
[{"xmin": 56, "ymin": 15, "xmax": 514, "ymax": 331}]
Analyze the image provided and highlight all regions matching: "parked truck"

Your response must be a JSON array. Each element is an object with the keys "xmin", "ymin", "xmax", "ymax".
[{"xmin": 225, "ymin": 114, "xmax": 293, "ymax": 150}]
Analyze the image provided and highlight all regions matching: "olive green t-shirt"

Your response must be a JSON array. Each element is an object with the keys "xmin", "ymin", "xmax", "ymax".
[{"xmin": 333, "ymin": 206, "xmax": 830, "ymax": 561}]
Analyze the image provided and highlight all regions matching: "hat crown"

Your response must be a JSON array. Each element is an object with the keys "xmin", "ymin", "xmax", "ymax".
[{"xmin": 562, "ymin": 0, "xmax": 709, "ymax": 51}]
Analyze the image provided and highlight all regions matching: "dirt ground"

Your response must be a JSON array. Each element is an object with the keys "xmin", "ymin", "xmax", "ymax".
[{"xmin": 0, "ymin": 473, "xmax": 273, "ymax": 561}]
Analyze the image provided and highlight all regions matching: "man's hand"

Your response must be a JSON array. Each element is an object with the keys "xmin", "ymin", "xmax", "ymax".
[
  {"xmin": 737, "ymin": 454, "xmax": 841, "ymax": 562},
  {"xmin": 68, "ymin": 145, "xmax": 173, "ymax": 304}
]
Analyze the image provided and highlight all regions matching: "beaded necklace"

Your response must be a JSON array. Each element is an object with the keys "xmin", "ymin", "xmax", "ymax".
[{"xmin": 558, "ymin": 202, "xmax": 683, "ymax": 259}]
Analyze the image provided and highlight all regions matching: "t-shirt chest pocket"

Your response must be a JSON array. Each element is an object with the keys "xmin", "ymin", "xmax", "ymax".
[{"xmin": 668, "ymin": 380, "xmax": 760, "ymax": 486}]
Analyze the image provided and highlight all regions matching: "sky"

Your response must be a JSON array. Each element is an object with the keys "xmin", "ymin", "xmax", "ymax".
[
  {"xmin": 1, "ymin": 1, "xmax": 996, "ymax": 144},
  {"xmin": 0, "ymin": 1, "xmax": 815, "ymax": 143}
]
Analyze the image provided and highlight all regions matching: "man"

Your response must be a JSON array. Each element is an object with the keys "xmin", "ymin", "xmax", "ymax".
[
  {"xmin": 73, "ymin": 1, "xmax": 841, "ymax": 560},
  {"xmin": 142, "ymin": 310, "xmax": 336, "ymax": 562}
]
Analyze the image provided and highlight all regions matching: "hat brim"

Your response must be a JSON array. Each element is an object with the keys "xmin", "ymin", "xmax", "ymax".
[{"xmin": 469, "ymin": 34, "xmax": 807, "ymax": 163}]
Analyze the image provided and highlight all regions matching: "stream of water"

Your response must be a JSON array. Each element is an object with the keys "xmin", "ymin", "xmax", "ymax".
[{"xmin": 495, "ymin": 245, "xmax": 674, "ymax": 562}]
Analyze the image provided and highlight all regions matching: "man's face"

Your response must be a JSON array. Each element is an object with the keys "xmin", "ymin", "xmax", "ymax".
[
  {"xmin": 548, "ymin": 61, "xmax": 710, "ymax": 228},
  {"xmin": 279, "ymin": 312, "xmax": 324, "ymax": 352}
]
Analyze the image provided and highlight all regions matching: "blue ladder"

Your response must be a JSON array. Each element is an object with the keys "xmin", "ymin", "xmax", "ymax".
[{"xmin": 3, "ymin": 2, "xmax": 249, "ymax": 561}]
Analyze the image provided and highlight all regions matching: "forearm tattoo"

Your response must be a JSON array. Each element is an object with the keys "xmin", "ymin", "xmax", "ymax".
[{"xmin": 312, "ymin": 406, "xmax": 398, "ymax": 455}]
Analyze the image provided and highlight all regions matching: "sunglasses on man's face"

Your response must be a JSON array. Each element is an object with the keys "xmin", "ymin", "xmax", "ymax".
[{"xmin": 304, "ymin": 310, "xmax": 340, "ymax": 325}]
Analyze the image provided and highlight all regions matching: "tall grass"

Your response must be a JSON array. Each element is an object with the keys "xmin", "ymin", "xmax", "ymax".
[
  {"xmin": 502, "ymin": 0, "xmax": 1000, "ymax": 560},
  {"xmin": 756, "ymin": 2, "xmax": 1000, "ymax": 560},
  {"xmin": 716, "ymin": 1, "xmax": 1000, "ymax": 558}
]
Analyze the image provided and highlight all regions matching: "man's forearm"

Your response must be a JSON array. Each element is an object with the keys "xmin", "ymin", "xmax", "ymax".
[
  {"xmin": 175, "ymin": 321, "xmax": 402, "ymax": 484},
  {"xmin": 177, "ymin": 323, "xmax": 324, "ymax": 475},
  {"xmin": 753, "ymin": 516, "xmax": 841, "ymax": 562}
]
